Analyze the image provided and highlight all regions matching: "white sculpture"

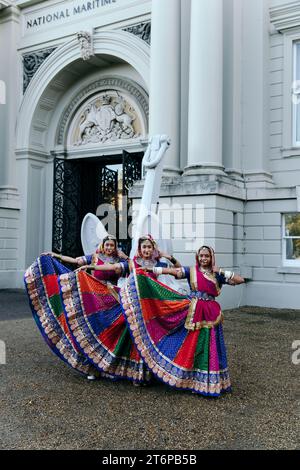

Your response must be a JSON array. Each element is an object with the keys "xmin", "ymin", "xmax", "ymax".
[
  {"xmin": 81, "ymin": 213, "xmax": 108, "ymax": 256},
  {"xmin": 80, "ymin": 135, "xmax": 170, "ymax": 257},
  {"xmin": 130, "ymin": 134, "xmax": 171, "ymax": 258},
  {"xmin": 77, "ymin": 31, "xmax": 94, "ymax": 61},
  {"xmin": 80, "ymin": 134, "xmax": 190, "ymax": 293}
]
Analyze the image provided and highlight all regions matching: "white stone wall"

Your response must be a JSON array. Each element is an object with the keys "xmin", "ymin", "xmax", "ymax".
[
  {"xmin": 244, "ymin": 198, "xmax": 299, "ymax": 308},
  {"xmin": 0, "ymin": 207, "xmax": 22, "ymax": 288},
  {"xmin": 131, "ymin": 192, "xmax": 246, "ymax": 309},
  {"xmin": 0, "ymin": 0, "xmax": 298, "ymax": 309}
]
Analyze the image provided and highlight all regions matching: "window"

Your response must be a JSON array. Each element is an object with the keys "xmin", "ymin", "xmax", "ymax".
[
  {"xmin": 283, "ymin": 214, "xmax": 300, "ymax": 266},
  {"xmin": 293, "ymin": 41, "xmax": 300, "ymax": 146}
]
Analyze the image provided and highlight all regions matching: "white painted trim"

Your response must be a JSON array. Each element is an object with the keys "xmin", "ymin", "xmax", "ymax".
[
  {"xmin": 292, "ymin": 40, "xmax": 300, "ymax": 147},
  {"xmin": 282, "ymin": 30, "xmax": 300, "ymax": 151},
  {"xmin": 270, "ymin": 1, "xmax": 300, "ymax": 32},
  {"xmin": 282, "ymin": 213, "xmax": 300, "ymax": 267}
]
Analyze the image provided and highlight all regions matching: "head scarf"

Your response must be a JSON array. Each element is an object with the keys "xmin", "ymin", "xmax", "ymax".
[
  {"xmin": 96, "ymin": 234, "xmax": 118, "ymax": 256},
  {"xmin": 196, "ymin": 245, "xmax": 216, "ymax": 269}
]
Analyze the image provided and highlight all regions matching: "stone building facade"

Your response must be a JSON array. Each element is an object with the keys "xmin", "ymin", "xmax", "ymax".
[{"xmin": 0, "ymin": 0, "xmax": 299, "ymax": 309}]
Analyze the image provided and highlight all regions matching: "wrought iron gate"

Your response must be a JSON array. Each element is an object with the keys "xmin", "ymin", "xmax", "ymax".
[
  {"xmin": 52, "ymin": 152, "xmax": 142, "ymax": 258},
  {"xmin": 121, "ymin": 150, "xmax": 143, "ymax": 253}
]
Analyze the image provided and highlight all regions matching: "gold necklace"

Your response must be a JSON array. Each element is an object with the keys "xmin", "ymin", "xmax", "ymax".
[{"xmin": 200, "ymin": 267, "xmax": 213, "ymax": 276}]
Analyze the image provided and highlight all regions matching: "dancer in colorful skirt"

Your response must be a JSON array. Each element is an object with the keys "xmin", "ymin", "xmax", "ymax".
[
  {"xmin": 57, "ymin": 235, "xmax": 150, "ymax": 384},
  {"xmin": 121, "ymin": 245, "xmax": 245, "ymax": 397},
  {"xmin": 61, "ymin": 234, "xmax": 181, "ymax": 385},
  {"xmin": 24, "ymin": 235, "xmax": 129, "ymax": 379}
]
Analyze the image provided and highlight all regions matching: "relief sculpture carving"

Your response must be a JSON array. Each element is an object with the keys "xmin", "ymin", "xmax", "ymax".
[
  {"xmin": 75, "ymin": 94, "xmax": 139, "ymax": 145},
  {"xmin": 77, "ymin": 31, "xmax": 94, "ymax": 61}
]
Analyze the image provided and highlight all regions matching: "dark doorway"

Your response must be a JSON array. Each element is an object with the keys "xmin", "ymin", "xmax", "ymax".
[{"xmin": 52, "ymin": 151, "xmax": 143, "ymax": 258}]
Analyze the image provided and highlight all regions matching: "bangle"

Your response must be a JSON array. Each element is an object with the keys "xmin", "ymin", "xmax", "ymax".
[
  {"xmin": 224, "ymin": 270, "xmax": 234, "ymax": 281},
  {"xmin": 153, "ymin": 267, "xmax": 163, "ymax": 275}
]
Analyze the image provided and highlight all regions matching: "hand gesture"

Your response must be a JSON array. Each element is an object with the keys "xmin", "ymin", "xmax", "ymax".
[
  {"xmin": 75, "ymin": 265, "xmax": 89, "ymax": 272},
  {"xmin": 158, "ymin": 250, "xmax": 169, "ymax": 259},
  {"xmin": 118, "ymin": 250, "xmax": 129, "ymax": 260}
]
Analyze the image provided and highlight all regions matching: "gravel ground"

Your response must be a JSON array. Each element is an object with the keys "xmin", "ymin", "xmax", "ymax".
[{"xmin": 0, "ymin": 289, "xmax": 299, "ymax": 450}]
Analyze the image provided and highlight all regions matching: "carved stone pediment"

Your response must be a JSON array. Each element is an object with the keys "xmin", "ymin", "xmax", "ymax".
[{"xmin": 68, "ymin": 90, "xmax": 145, "ymax": 147}]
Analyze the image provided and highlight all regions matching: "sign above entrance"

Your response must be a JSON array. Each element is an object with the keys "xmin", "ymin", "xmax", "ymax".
[{"xmin": 24, "ymin": 0, "xmax": 118, "ymax": 32}]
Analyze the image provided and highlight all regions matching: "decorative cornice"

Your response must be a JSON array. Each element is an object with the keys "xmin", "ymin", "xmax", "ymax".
[
  {"xmin": 0, "ymin": 1, "xmax": 12, "ymax": 9},
  {"xmin": 270, "ymin": 1, "xmax": 300, "ymax": 32},
  {"xmin": 0, "ymin": 4, "xmax": 20, "ymax": 23}
]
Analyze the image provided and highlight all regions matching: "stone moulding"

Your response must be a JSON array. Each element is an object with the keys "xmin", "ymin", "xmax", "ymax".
[{"xmin": 270, "ymin": 2, "xmax": 300, "ymax": 31}]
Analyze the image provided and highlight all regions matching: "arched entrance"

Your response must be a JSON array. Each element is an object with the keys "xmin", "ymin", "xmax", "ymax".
[
  {"xmin": 15, "ymin": 31, "xmax": 150, "ymax": 267},
  {"xmin": 53, "ymin": 78, "xmax": 149, "ymax": 256}
]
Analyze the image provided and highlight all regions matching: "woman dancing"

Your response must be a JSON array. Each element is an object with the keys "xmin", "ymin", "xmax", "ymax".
[
  {"xmin": 24, "ymin": 235, "xmax": 129, "ymax": 379},
  {"xmin": 121, "ymin": 245, "xmax": 245, "ymax": 397},
  {"xmin": 63, "ymin": 234, "xmax": 180, "ymax": 384}
]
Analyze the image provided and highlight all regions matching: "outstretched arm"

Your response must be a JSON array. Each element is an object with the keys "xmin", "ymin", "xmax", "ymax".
[
  {"xmin": 42, "ymin": 252, "xmax": 80, "ymax": 265},
  {"xmin": 213, "ymin": 266, "xmax": 245, "ymax": 285},
  {"xmin": 78, "ymin": 263, "xmax": 124, "ymax": 275},
  {"xmin": 158, "ymin": 251, "xmax": 182, "ymax": 268},
  {"xmin": 145, "ymin": 266, "xmax": 184, "ymax": 278}
]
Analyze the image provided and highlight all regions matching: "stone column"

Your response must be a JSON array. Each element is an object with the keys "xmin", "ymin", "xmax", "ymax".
[
  {"xmin": 185, "ymin": 0, "xmax": 225, "ymax": 176},
  {"xmin": 0, "ymin": 5, "xmax": 21, "ymax": 207},
  {"xmin": 241, "ymin": 0, "xmax": 273, "ymax": 188},
  {"xmin": 149, "ymin": 0, "xmax": 181, "ymax": 175}
]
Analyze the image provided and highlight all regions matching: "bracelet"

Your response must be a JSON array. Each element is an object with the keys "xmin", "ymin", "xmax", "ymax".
[
  {"xmin": 224, "ymin": 270, "xmax": 234, "ymax": 281},
  {"xmin": 153, "ymin": 267, "xmax": 163, "ymax": 275}
]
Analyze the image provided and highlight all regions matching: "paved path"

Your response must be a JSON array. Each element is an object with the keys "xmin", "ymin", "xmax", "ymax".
[{"xmin": 0, "ymin": 289, "xmax": 299, "ymax": 450}]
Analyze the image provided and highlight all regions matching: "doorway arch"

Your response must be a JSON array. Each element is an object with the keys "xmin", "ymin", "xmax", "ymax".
[{"xmin": 15, "ymin": 31, "xmax": 150, "ymax": 267}]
